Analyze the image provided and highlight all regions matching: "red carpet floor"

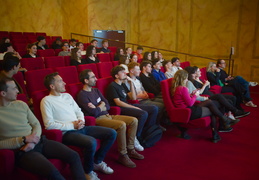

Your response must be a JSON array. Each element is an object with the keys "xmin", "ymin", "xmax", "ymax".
[{"xmin": 98, "ymin": 89, "xmax": 259, "ymax": 180}]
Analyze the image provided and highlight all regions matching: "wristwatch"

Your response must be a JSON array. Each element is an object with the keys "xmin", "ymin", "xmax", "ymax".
[{"xmin": 22, "ymin": 136, "xmax": 26, "ymax": 144}]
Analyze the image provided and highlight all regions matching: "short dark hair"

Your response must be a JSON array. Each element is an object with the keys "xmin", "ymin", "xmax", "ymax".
[
  {"xmin": 37, "ymin": 36, "xmax": 45, "ymax": 42},
  {"xmin": 0, "ymin": 76, "xmax": 13, "ymax": 92},
  {"xmin": 137, "ymin": 46, "xmax": 143, "ymax": 50},
  {"xmin": 44, "ymin": 72, "xmax": 59, "ymax": 91},
  {"xmin": 2, "ymin": 52, "xmax": 20, "ymax": 72},
  {"xmin": 216, "ymin": 59, "xmax": 224, "ymax": 67},
  {"xmin": 79, "ymin": 69, "xmax": 93, "ymax": 84},
  {"xmin": 86, "ymin": 45, "xmax": 95, "ymax": 56},
  {"xmin": 1, "ymin": 43, "xmax": 12, "ymax": 52},
  {"xmin": 162, "ymin": 60, "xmax": 171, "ymax": 70},
  {"xmin": 71, "ymin": 48, "xmax": 80, "ymax": 60},
  {"xmin": 140, "ymin": 61, "xmax": 152, "ymax": 71},
  {"xmin": 119, "ymin": 55, "xmax": 128, "ymax": 65},
  {"xmin": 70, "ymin": 39, "xmax": 76, "ymax": 43},
  {"xmin": 152, "ymin": 58, "xmax": 160, "ymax": 66},
  {"xmin": 76, "ymin": 42, "xmax": 83, "ymax": 47},
  {"xmin": 61, "ymin": 41, "xmax": 69, "ymax": 47},
  {"xmin": 90, "ymin": 39, "xmax": 98, "ymax": 43},
  {"xmin": 111, "ymin": 66, "xmax": 125, "ymax": 79},
  {"xmin": 171, "ymin": 57, "xmax": 180, "ymax": 64},
  {"xmin": 184, "ymin": 66, "xmax": 195, "ymax": 81}
]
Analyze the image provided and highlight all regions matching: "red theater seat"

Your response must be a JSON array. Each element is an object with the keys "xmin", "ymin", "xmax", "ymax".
[
  {"xmin": 20, "ymin": 57, "xmax": 45, "ymax": 71},
  {"xmin": 77, "ymin": 63, "xmax": 99, "ymax": 79},
  {"xmin": 96, "ymin": 62, "xmax": 113, "ymax": 78},
  {"xmin": 55, "ymin": 66, "xmax": 79, "ymax": 84},
  {"xmin": 97, "ymin": 53, "xmax": 111, "ymax": 62},
  {"xmin": 38, "ymin": 49, "xmax": 55, "ymax": 57},
  {"xmin": 44, "ymin": 56, "xmax": 65, "ymax": 68}
]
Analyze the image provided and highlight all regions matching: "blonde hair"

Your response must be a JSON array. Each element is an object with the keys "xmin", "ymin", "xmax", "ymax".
[
  {"xmin": 171, "ymin": 70, "xmax": 188, "ymax": 96},
  {"xmin": 207, "ymin": 62, "xmax": 216, "ymax": 72}
]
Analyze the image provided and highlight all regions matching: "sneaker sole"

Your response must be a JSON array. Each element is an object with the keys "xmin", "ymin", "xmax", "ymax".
[{"xmin": 235, "ymin": 112, "xmax": 250, "ymax": 118}]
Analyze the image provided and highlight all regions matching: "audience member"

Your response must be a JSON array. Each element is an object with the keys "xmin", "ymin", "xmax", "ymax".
[
  {"xmin": 158, "ymin": 52, "xmax": 165, "ymax": 62},
  {"xmin": 171, "ymin": 57, "xmax": 182, "ymax": 77},
  {"xmin": 125, "ymin": 47, "xmax": 132, "ymax": 59},
  {"xmin": 151, "ymin": 51, "xmax": 158, "ymax": 60},
  {"xmin": 114, "ymin": 47, "xmax": 124, "ymax": 61},
  {"xmin": 130, "ymin": 54, "xmax": 138, "ymax": 63},
  {"xmin": 90, "ymin": 39, "xmax": 98, "ymax": 47},
  {"xmin": 77, "ymin": 69, "xmax": 144, "ymax": 168},
  {"xmin": 0, "ymin": 37, "xmax": 11, "ymax": 53},
  {"xmin": 171, "ymin": 70, "xmax": 234, "ymax": 142},
  {"xmin": 86, "ymin": 45, "xmax": 100, "ymax": 64},
  {"xmin": 23, "ymin": 44, "xmax": 38, "ymax": 58},
  {"xmin": 76, "ymin": 42, "xmax": 86, "ymax": 55},
  {"xmin": 70, "ymin": 48, "xmax": 87, "ymax": 66},
  {"xmin": 0, "ymin": 76, "xmax": 87, "ymax": 180},
  {"xmin": 106, "ymin": 66, "xmax": 158, "ymax": 150},
  {"xmin": 143, "ymin": 52, "xmax": 152, "ymax": 61},
  {"xmin": 119, "ymin": 55, "xmax": 129, "ymax": 73},
  {"xmin": 40, "ymin": 72, "xmax": 117, "ymax": 179},
  {"xmin": 0, "ymin": 43, "xmax": 21, "ymax": 60},
  {"xmin": 151, "ymin": 58, "xmax": 167, "ymax": 82},
  {"xmin": 36, "ymin": 36, "xmax": 48, "ymax": 50},
  {"xmin": 100, "ymin": 40, "xmax": 111, "ymax": 53},
  {"xmin": 58, "ymin": 42, "xmax": 71, "ymax": 56},
  {"xmin": 69, "ymin": 39, "xmax": 77, "ymax": 50},
  {"xmin": 134, "ymin": 46, "xmax": 143, "ymax": 60},
  {"xmin": 163, "ymin": 60, "xmax": 174, "ymax": 78},
  {"xmin": 51, "ymin": 37, "xmax": 62, "ymax": 49},
  {"xmin": 217, "ymin": 59, "xmax": 257, "ymax": 107}
]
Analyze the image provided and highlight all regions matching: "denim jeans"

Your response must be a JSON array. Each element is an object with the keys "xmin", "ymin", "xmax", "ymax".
[
  {"xmin": 16, "ymin": 137, "xmax": 86, "ymax": 180},
  {"xmin": 235, "ymin": 76, "xmax": 251, "ymax": 101},
  {"xmin": 120, "ymin": 104, "xmax": 158, "ymax": 138},
  {"xmin": 62, "ymin": 126, "xmax": 117, "ymax": 173}
]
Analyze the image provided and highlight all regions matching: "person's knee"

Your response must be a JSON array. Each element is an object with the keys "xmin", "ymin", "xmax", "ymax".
[{"xmin": 117, "ymin": 121, "xmax": 126, "ymax": 131}]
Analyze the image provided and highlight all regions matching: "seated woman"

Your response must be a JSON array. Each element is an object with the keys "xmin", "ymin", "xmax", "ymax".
[
  {"xmin": 119, "ymin": 55, "xmax": 130, "ymax": 73},
  {"xmin": 0, "ymin": 37, "xmax": 11, "ymax": 53},
  {"xmin": 185, "ymin": 66, "xmax": 249, "ymax": 121},
  {"xmin": 58, "ymin": 42, "xmax": 71, "ymax": 56},
  {"xmin": 70, "ymin": 48, "xmax": 87, "ymax": 66},
  {"xmin": 85, "ymin": 45, "xmax": 100, "ymax": 64},
  {"xmin": 23, "ymin": 44, "xmax": 38, "ymax": 58},
  {"xmin": 163, "ymin": 60, "xmax": 173, "ymax": 79},
  {"xmin": 151, "ymin": 51, "xmax": 158, "ymax": 60},
  {"xmin": 143, "ymin": 52, "xmax": 152, "ymax": 61},
  {"xmin": 130, "ymin": 54, "xmax": 138, "ymax": 63},
  {"xmin": 158, "ymin": 52, "xmax": 165, "ymax": 62},
  {"xmin": 76, "ymin": 42, "xmax": 86, "ymax": 55},
  {"xmin": 206, "ymin": 62, "xmax": 256, "ymax": 109},
  {"xmin": 51, "ymin": 38, "xmax": 62, "ymax": 49},
  {"xmin": 114, "ymin": 47, "xmax": 124, "ymax": 61},
  {"xmin": 171, "ymin": 70, "xmax": 234, "ymax": 143}
]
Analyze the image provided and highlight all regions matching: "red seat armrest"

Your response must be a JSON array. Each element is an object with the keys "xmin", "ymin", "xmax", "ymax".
[
  {"xmin": 42, "ymin": 129, "xmax": 63, "ymax": 142},
  {"xmin": 108, "ymin": 106, "xmax": 121, "ymax": 115},
  {"xmin": 85, "ymin": 116, "xmax": 96, "ymax": 126}
]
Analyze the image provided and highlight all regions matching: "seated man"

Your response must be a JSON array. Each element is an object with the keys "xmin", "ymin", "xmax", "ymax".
[
  {"xmin": 106, "ymin": 66, "xmax": 158, "ymax": 150},
  {"xmin": 134, "ymin": 46, "xmax": 143, "ymax": 61},
  {"xmin": 127, "ymin": 62, "xmax": 166, "ymax": 131},
  {"xmin": 139, "ymin": 61, "xmax": 161, "ymax": 97},
  {"xmin": 163, "ymin": 60, "xmax": 174, "ymax": 79},
  {"xmin": 99, "ymin": 40, "xmax": 111, "ymax": 53},
  {"xmin": 58, "ymin": 42, "xmax": 71, "ymax": 56},
  {"xmin": 69, "ymin": 38, "xmax": 77, "ymax": 50},
  {"xmin": 77, "ymin": 69, "xmax": 144, "ymax": 168},
  {"xmin": 0, "ymin": 76, "xmax": 86, "ymax": 180},
  {"xmin": 40, "ymin": 72, "xmax": 117, "ymax": 180},
  {"xmin": 217, "ymin": 59, "xmax": 257, "ymax": 107},
  {"xmin": 36, "ymin": 36, "xmax": 49, "ymax": 50},
  {"xmin": 0, "ymin": 43, "xmax": 21, "ymax": 60},
  {"xmin": 171, "ymin": 57, "xmax": 183, "ymax": 77},
  {"xmin": 151, "ymin": 58, "xmax": 167, "ymax": 82}
]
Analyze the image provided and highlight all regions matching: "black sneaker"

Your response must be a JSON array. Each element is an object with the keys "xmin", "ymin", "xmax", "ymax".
[
  {"xmin": 218, "ymin": 127, "xmax": 233, "ymax": 132},
  {"xmin": 229, "ymin": 118, "xmax": 240, "ymax": 126},
  {"xmin": 234, "ymin": 110, "xmax": 250, "ymax": 118}
]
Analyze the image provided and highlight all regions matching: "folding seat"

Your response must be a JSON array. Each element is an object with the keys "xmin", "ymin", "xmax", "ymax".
[
  {"xmin": 199, "ymin": 67, "xmax": 207, "ymax": 82},
  {"xmin": 95, "ymin": 76, "xmax": 113, "ymax": 98},
  {"xmin": 9, "ymin": 32, "xmax": 23, "ymax": 36},
  {"xmin": 16, "ymin": 50, "xmax": 27, "ymax": 57},
  {"xmin": 13, "ymin": 71, "xmax": 27, "ymax": 95},
  {"xmin": 52, "ymin": 36, "xmax": 62, "ymax": 40},
  {"xmin": 13, "ymin": 42, "xmax": 27, "ymax": 51},
  {"xmin": 20, "ymin": 57, "xmax": 45, "ymax": 71},
  {"xmin": 109, "ymin": 52, "xmax": 115, "ymax": 61},
  {"xmin": 180, "ymin": 61, "xmax": 191, "ymax": 69},
  {"xmin": 96, "ymin": 62, "xmax": 113, "ymax": 78},
  {"xmin": 62, "ymin": 39, "xmax": 69, "ymax": 42},
  {"xmin": 23, "ymin": 32, "xmax": 35, "ymax": 36},
  {"xmin": 112, "ymin": 61, "xmax": 119, "ymax": 67},
  {"xmin": 0, "ymin": 31, "xmax": 9, "ymax": 37},
  {"xmin": 11, "ymin": 38, "xmax": 28, "ymax": 44},
  {"xmin": 96, "ymin": 53, "xmax": 111, "ymax": 62},
  {"xmin": 27, "ymin": 36, "xmax": 37, "ymax": 43},
  {"xmin": 55, "ymin": 66, "xmax": 79, "ymax": 84},
  {"xmin": 83, "ymin": 43, "xmax": 90, "ymax": 48},
  {"xmin": 54, "ymin": 48, "xmax": 63, "ymax": 56},
  {"xmin": 37, "ymin": 49, "xmax": 55, "ymax": 57},
  {"xmin": 108, "ymin": 46, "xmax": 117, "ymax": 53},
  {"xmin": 160, "ymin": 66, "xmax": 165, "ymax": 73},
  {"xmin": 77, "ymin": 63, "xmax": 99, "ymax": 78},
  {"xmin": 25, "ymin": 68, "xmax": 54, "ymax": 97},
  {"xmin": 17, "ymin": 93, "xmax": 28, "ymax": 104},
  {"xmin": 64, "ymin": 56, "xmax": 71, "ymax": 66},
  {"xmin": 161, "ymin": 78, "xmax": 211, "ymax": 136},
  {"xmin": 35, "ymin": 32, "xmax": 47, "ymax": 36},
  {"xmin": 44, "ymin": 56, "xmax": 65, "ymax": 68}
]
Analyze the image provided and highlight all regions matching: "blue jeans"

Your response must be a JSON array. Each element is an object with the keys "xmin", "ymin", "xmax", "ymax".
[
  {"xmin": 235, "ymin": 76, "xmax": 251, "ymax": 101},
  {"xmin": 120, "ymin": 104, "xmax": 158, "ymax": 137},
  {"xmin": 62, "ymin": 126, "xmax": 117, "ymax": 173},
  {"xmin": 16, "ymin": 137, "xmax": 86, "ymax": 180}
]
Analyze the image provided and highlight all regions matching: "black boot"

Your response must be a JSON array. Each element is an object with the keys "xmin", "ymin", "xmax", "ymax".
[
  {"xmin": 212, "ymin": 130, "xmax": 221, "ymax": 143},
  {"xmin": 177, "ymin": 126, "xmax": 191, "ymax": 139}
]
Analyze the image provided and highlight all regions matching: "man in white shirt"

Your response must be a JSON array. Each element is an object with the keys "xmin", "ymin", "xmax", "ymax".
[
  {"xmin": 171, "ymin": 57, "xmax": 183, "ymax": 77},
  {"xmin": 40, "ymin": 72, "xmax": 117, "ymax": 180}
]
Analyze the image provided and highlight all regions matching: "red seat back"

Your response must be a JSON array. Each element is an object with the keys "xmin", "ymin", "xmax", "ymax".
[
  {"xmin": 44, "ymin": 56, "xmax": 65, "ymax": 68},
  {"xmin": 55, "ymin": 66, "xmax": 79, "ymax": 84},
  {"xmin": 20, "ymin": 57, "xmax": 45, "ymax": 71},
  {"xmin": 96, "ymin": 76, "xmax": 113, "ymax": 97},
  {"xmin": 66, "ymin": 83, "xmax": 83, "ymax": 100},
  {"xmin": 108, "ymin": 46, "xmax": 117, "ymax": 53},
  {"xmin": 96, "ymin": 53, "xmax": 111, "ymax": 62},
  {"xmin": 63, "ymin": 56, "xmax": 71, "ymax": 66},
  {"xmin": 13, "ymin": 71, "xmax": 27, "ymax": 95},
  {"xmin": 112, "ymin": 61, "xmax": 119, "ymax": 67},
  {"xmin": 77, "ymin": 63, "xmax": 99, "ymax": 79},
  {"xmin": 96, "ymin": 62, "xmax": 113, "ymax": 78},
  {"xmin": 180, "ymin": 61, "xmax": 191, "ymax": 69},
  {"xmin": 38, "ymin": 49, "xmax": 55, "ymax": 57},
  {"xmin": 200, "ymin": 67, "xmax": 207, "ymax": 82}
]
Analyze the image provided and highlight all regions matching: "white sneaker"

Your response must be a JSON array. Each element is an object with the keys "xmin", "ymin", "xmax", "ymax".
[
  {"xmin": 94, "ymin": 161, "xmax": 114, "ymax": 174},
  {"xmin": 134, "ymin": 137, "xmax": 144, "ymax": 151},
  {"xmin": 85, "ymin": 171, "xmax": 100, "ymax": 180},
  {"xmin": 228, "ymin": 113, "xmax": 235, "ymax": 120},
  {"xmin": 249, "ymin": 82, "xmax": 258, "ymax": 86}
]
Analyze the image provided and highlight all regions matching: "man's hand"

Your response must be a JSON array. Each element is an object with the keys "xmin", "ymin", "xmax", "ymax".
[
  {"xmin": 126, "ymin": 76, "xmax": 134, "ymax": 82},
  {"xmin": 98, "ymin": 101, "xmax": 106, "ymax": 111},
  {"xmin": 20, "ymin": 143, "xmax": 35, "ymax": 152},
  {"xmin": 215, "ymin": 68, "xmax": 220, "ymax": 72},
  {"xmin": 25, "ymin": 132, "xmax": 40, "ymax": 144},
  {"xmin": 88, "ymin": 103, "xmax": 96, "ymax": 108},
  {"xmin": 204, "ymin": 80, "xmax": 210, "ymax": 86},
  {"xmin": 73, "ymin": 120, "xmax": 85, "ymax": 130}
]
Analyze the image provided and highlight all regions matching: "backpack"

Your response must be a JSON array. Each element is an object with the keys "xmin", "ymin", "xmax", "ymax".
[{"xmin": 139, "ymin": 125, "xmax": 163, "ymax": 148}]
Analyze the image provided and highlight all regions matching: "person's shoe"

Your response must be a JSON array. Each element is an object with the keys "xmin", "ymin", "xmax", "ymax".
[
  {"xmin": 134, "ymin": 137, "xmax": 144, "ymax": 151},
  {"xmin": 211, "ymin": 132, "xmax": 221, "ymax": 143},
  {"xmin": 245, "ymin": 101, "xmax": 257, "ymax": 107},
  {"xmin": 222, "ymin": 116, "xmax": 231, "ymax": 129},
  {"xmin": 229, "ymin": 118, "xmax": 240, "ymax": 126},
  {"xmin": 159, "ymin": 125, "xmax": 167, "ymax": 132},
  {"xmin": 118, "ymin": 154, "xmax": 136, "ymax": 168},
  {"xmin": 85, "ymin": 171, "xmax": 100, "ymax": 180},
  {"xmin": 178, "ymin": 132, "xmax": 191, "ymax": 139},
  {"xmin": 234, "ymin": 110, "xmax": 250, "ymax": 118},
  {"xmin": 94, "ymin": 161, "xmax": 114, "ymax": 174},
  {"xmin": 127, "ymin": 148, "xmax": 144, "ymax": 160},
  {"xmin": 218, "ymin": 127, "xmax": 233, "ymax": 132},
  {"xmin": 249, "ymin": 82, "xmax": 258, "ymax": 86}
]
